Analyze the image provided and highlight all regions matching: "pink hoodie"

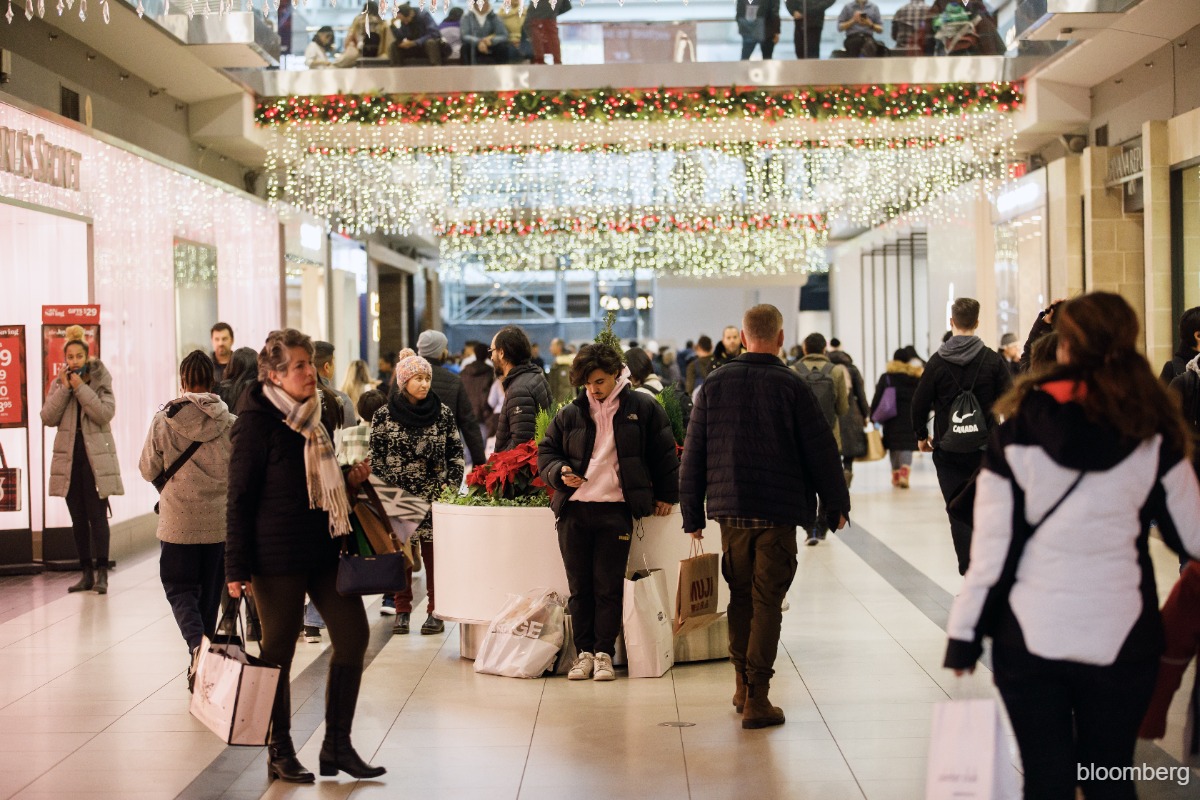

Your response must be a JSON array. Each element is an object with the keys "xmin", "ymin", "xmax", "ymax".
[{"xmin": 572, "ymin": 376, "xmax": 630, "ymax": 503}]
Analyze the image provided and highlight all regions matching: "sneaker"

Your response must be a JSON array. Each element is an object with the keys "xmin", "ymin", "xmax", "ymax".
[
  {"xmin": 380, "ymin": 595, "xmax": 396, "ymax": 616},
  {"xmin": 805, "ymin": 534, "xmax": 820, "ymax": 546},
  {"xmin": 392, "ymin": 612, "xmax": 410, "ymax": 635},
  {"xmin": 593, "ymin": 653, "xmax": 615, "ymax": 681},
  {"xmin": 567, "ymin": 652, "xmax": 594, "ymax": 681},
  {"xmin": 303, "ymin": 626, "xmax": 322, "ymax": 643},
  {"xmin": 781, "ymin": 598, "xmax": 790, "ymax": 612}
]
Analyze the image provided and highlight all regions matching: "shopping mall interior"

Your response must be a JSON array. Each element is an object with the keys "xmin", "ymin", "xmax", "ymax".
[{"xmin": 0, "ymin": 0, "xmax": 1199, "ymax": 798}]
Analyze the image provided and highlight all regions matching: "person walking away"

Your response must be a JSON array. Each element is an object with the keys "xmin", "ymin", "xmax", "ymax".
[
  {"xmin": 546, "ymin": 338, "xmax": 576, "ymax": 405},
  {"xmin": 685, "ymin": 335, "xmax": 715, "ymax": 396},
  {"xmin": 225, "ymin": 329, "xmax": 384, "ymax": 783},
  {"xmin": 139, "ymin": 351, "xmax": 234, "ymax": 686},
  {"xmin": 417, "ymin": 329, "xmax": 485, "ymax": 468},
  {"xmin": 490, "ymin": 325, "xmax": 553, "ymax": 452},
  {"xmin": 460, "ymin": 342, "xmax": 498, "ymax": 446},
  {"xmin": 944, "ymin": 292, "xmax": 1200, "ymax": 800},
  {"xmin": 215, "ymin": 347, "xmax": 259, "ymax": 414},
  {"xmin": 539, "ymin": 343, "xmax": 679, "ymax": 682},
  {"xmin": 912, "ymin": 297, "xmax": 1011, "ymax": 575},
  {"xmin": 41, "ymin": 326, "xmax": 123, "ymax": 594},
  {"xmin": 827, "ymin": 344, "xmax": 870, "ymax": 486},
  {"xmin": 371, "ymin": 350, "xmax": 465, "ymax": 636},
  {"xmin": 525, "ymin": 0, "xmax": 566, "ymax": 63},
  {"xmin": 680, "ymin": 305, "xmax": 849, "ymax": 729},
  {"xmin": 794, "ymin": 333, "xmax": 849, "ymax": 545},
  {"xmin": 871, "ymin": 347, "xmax": 924, "ymax": 488},
  {"xmin": 786, "ymin": 0, "xmax": 836, "ymax": 58},
  {"xmin": 211, "ymin": 322, "xmax": 234, "ymax": 384}
]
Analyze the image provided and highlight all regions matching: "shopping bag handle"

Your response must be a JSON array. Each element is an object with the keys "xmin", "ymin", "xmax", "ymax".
[
  {"xmin": 690, "ymin": 537, "xmax": 704, "ymax": 558},
  {"xmin": 213, "ymin": 593, "xmax": 246, "ymax": 645}
]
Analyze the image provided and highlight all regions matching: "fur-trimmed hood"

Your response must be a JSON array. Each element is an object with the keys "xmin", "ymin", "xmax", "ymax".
[{"xmin": 885, "ymin": 360, "xmax": 924, "ymax": 378}]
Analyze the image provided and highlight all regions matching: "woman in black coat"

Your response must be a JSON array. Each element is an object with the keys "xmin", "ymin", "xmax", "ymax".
[
  {"xmin": 537, "ymin": 343, "xmax": 679, "ymax": 682},
  {"xmin": 225, "ymin": 329, "xmax": 384, "ymax": 784},
  {"xmin": 870, "ymin": 347, "xmax": 924, "ymax": 489}
]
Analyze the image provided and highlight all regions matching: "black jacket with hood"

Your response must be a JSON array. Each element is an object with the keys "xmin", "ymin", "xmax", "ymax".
[
  {"xmin": 912, "ymin": 335, "xmax": 1012, "ymax": 447},
  {"xmin": 494, "ymin": 361, "xmax": 553, "ymax": 453}
]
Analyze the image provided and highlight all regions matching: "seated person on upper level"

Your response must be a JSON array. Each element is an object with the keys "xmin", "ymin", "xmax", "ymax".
[
  {"xmin": 498, "ymin": 0, "xmax": 534, "ymax": 62},
  {"xmin": 439, "ymin": 7, "xmax": 466, "ymax": 64},
  {"xmin": 836, "ymin": 0, "xmax": 884, "ymax": 57},
  {"xmin": 931, "ymin": 0, "xmax": 1004, "ymax": 55},
  {"xmin": 345, "ymin": 2, "xmax": 393, "ymax": 61},
  {"xmin": 390, "ymin": 2, "xmax": 451, "ymax": 65},
  {"xmin": 891, "ymin": 0, "xmax": 934, "ymax": 55},
  {"xmin": 461, "ymin": 0, "xmax": 516, "ymax": 65},
  {"xmin": 305, "ymin": 26, "xmax": 360, "ymax": 68}
]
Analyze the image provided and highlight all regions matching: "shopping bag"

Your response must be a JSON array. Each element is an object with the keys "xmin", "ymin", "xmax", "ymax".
[
  {"xmin": 856, "ymin": 427, "xmax": 886, "ymax": 463},
  {"xmin": 873, "ymin": 377, "xmax": 898, "ymax": 423},
  {"xmin": 674, "ymin": 539, "xmax": 723, "ymax": 635},
  {"xmin": 189, "ymin": 599, "xmax": 280, "ymax": 746},
  {"xmin": 926, "ymin": 699, "xmax": 1020, "ymax": 800},
  {"xmin": 0, "ymin": 443, "xmax": 21, "ymax": 512},
  {"xmin": 474, "ymin": 588, "xmax": 566, "ymax": 678},
  {"xmin": 335, "ymin": 534, "xmax": 409, "ymax": 596},
  {"xmin": 622, "ymin": 568, "xmax": 674, "ymax": 678}
]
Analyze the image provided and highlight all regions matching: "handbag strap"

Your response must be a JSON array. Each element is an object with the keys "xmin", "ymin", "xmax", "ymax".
[
  {"xmin": 212, "ymin": 594, "xmax": 246, "ymax": 645},
  {"xmin": 357, "ymin": 478, "xmax": 390, "ymax": 521}
]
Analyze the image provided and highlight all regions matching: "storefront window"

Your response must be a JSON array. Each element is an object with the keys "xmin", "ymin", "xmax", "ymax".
[
  {"xmin": 1179, "ymin": 164, "xmax": 1200, "ymax": 310},
  {"xmin": 173, "ymin": 240, "xmax": 218, "ymax": 363},
  {"xmin": 993, "ymin": 175, "xmax": 1048, "ymax": 341}
]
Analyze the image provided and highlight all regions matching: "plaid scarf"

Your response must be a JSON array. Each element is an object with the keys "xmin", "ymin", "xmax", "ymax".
[{"xmin": 263, "ymin": 383, "xmax": 351, "ymax": 537}]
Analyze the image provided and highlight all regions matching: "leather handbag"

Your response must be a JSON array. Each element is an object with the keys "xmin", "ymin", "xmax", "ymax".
[
  {"xmin": 0, "ymin": 443, "xmax": 21, "ymax": 513},
  {"xmin": 336, "ymin": 537, "xmax": 410, "ymax": 597}
]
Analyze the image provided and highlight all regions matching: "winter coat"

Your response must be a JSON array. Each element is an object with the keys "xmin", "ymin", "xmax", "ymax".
[
  {"xmin": 793, "ymin": 353, "xmax": 850, "ymax": 451},
  {"xmin": 538, "ymin": 386, "xmax": 679, "ymax": 520},
  {"xmin": 870, "ymin": 362, "xmax": 923, "ymax": 452},
  {"xmin": 460, "ymin": 360, "xmax": 497, "ymax": 438},
  {"xmin": 224, "ymin": 383, "xmax": 343, "ymax": 583},
  {"xmin": 547, "ymin": 355, "xmax": 576, "ymax": 406},
  {"xmin": 829, "ymin": 351, "xmax": 870, "ymax": 459},
  {"xmin": 429, "ymin": 362, "xmax": 485, "ymax": 466},
  {"xmin": 944, "ymin": 380, "xmax": 1200, "ymax": 671},
  {"xmin": 139, "ymin": 393, "xmax": 234, "ymax": 545},
  {"xmin": 911, "ymin": 339, "xmax": 1012, "ymax": 448},
  {"xmin": 685, "ymin": 355, "xmax": 714, "ymax": 395},
  {"xmin": 679, "ymin": 353, "xmax": 850, "ymax": 532},
  {"xmin": 370, "ymin": 392, "xmax": 465, "ymax": 540},
  {"xmin": 736, "ymin": 0, "xmax": 780, "ymax": 39},
  {"xmin": 494, "ymin": 362, "xmax": 553, "ymax": 453},
  {"xmin": 461, "ymin": 10, "xmax": 510, "ymax": 46},
  {"xmin": 41, "ymin": 359, "xmax": 124, "ymax": 499}
]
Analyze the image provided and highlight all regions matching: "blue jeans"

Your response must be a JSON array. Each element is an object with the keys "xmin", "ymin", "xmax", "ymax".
[
  {"xmin": 159, "ymin": 541, "xmax": 225, "ymax": 652},
  {"xmin": 304, "ymin": 599, "xmax": 326, "ymax": 629}
]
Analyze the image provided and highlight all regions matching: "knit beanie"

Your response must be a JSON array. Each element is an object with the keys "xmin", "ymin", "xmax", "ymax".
[
  {"xmin": 417, "ymin": 329, "xmax": 448, "ymax": 361},
  {"xmin": 394, "ymin": 348, "xmax": 432, "ymax": 390}
]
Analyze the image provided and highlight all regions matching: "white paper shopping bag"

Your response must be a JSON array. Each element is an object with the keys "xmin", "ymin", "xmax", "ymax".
[
  {"xmin": 473, "ymin": 588, "xmax": 566, "ymax": 679},
  {"xmin": 926, "ymin": 699, "xmax": 1020, "ymax": 800},
  {"xmin": 189, "ymin": 637, "xmax": 281, "ymax": 746},
  {"xmin": 622, "ymin": 568, "xmax": 674, "ymax": 678}
]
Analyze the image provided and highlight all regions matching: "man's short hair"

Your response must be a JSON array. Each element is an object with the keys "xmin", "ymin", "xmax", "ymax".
[
  {"xmin": 357, "ymin": 389, "xmax": 386, "ymax": 422},
  {"xmin": 313, "ymin": 340, "xmax": 335, "ymax": 372},
  {"xmin": 211, "ymin": 322, "xmax": 233, "ymax": 339},
  {"xmin": 803, "ymin": 332, "xmax": 827, "ymax": 355},
  {"xmin": 472, "ymin": 342, "xmax": 490, "ymax": 363},
  {"xmin": 382, "ymin": 350, "xmax": 398, "ymax": 366},
  {"xmin": 743, "ymin": 304, "xmax": 784, "ymax": 343},
  {"xmin": 829, "ymin": 338, "xmax": 841, "ymax": 349},
  {"xmin": 696, "ymin": 335, "xmax": 713, "ymax": 352},
  {"xmin": 1178, "ymin": 307, "xmax": 1200, "ymax": 351},
  {"xmin": 493, "ymin": 325, "xmax": 532, "ymax": 365},
  {"xmin": 951, "ymin": 298, "xmax": 981, "ymax": 331}
]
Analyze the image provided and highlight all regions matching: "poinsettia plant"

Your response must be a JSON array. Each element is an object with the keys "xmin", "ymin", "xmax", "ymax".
[{"xmin": 456, "ymin": 440, "xmax": 553, "ymax": 505}]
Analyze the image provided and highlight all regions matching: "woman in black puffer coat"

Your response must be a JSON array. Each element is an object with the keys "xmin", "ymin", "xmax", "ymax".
[{"xmin": 870, "ymin": 347, "xmax": 924, "ymax": 489}]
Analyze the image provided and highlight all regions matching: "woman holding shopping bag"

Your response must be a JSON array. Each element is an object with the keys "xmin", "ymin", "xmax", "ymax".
[
  {"xmin": 944, "ymin": 293, "xmax": 1200, "ymax": 800},
  {"xmin": 538, "ymin": 343, "xmax": 680, "ymax": 682},
  {"xmin": 225, "ymin": 329, "xmax": 384, "ymax": 784},
  {"xmin": 869, "ymin": 346, "xmax": 924, "ymax": 489},
  {"xmin": 370, "ymin": 349, "xmax": 465, "ymax": 636}
]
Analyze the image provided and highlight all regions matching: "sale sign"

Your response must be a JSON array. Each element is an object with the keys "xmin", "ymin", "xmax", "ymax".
[
  {"xmin": 41, "ymin": 306, "xmax": 100, "ymax": 400},
  {"xmin": 0, "ymin": 326, "xmax": 27, "ymax": 428}
]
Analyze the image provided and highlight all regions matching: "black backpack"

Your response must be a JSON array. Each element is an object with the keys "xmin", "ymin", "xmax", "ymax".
[
  {"xmin": 939, "ymin": 356, "xmax": 989, "ymax": 453},
  {"xmin": 796, "ymin": 362, "xmax": 838, "ymax": 430}
]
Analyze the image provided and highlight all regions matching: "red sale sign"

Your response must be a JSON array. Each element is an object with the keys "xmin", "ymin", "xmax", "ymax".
[
  {"xmin": 42, "ymin": 305, "xmax": 100, "ymax": 325},
  {"xmin": 0, "ymin": 326, "xmax": 27, "ymax": 429},
  {"xmin": 41, "ymin": 306, "xmax": 100, "ymax": 401}
]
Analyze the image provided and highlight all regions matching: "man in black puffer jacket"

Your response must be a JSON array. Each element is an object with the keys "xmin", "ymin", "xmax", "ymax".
[
  {"xmin": 491, "ymin": 325, "xmax": 553, "ymax": 453},
  {"xmin": 680, "ymin": 304, "xmax": 849, "ymax": 730},
  {"xmin": 414, "ymin": 329, "xmax": 485, "ymax": 466}
]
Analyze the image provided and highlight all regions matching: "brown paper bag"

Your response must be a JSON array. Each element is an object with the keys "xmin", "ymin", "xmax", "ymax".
[{"xmin": 674, "ymin": 539, "xmax": 720, "ymax": 633}]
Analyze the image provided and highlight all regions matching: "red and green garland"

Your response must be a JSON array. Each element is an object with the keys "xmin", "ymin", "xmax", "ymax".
[
  {"xmin": 436, "ymin": 212, "xmax": 825, "ymax": 239},
  {"xmin": 256, "ymin": 83, "xmax": 1022, "ymax": 128}
]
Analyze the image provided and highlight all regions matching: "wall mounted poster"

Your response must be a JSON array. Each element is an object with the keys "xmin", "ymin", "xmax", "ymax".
[
  {"xmin": 0, "ymin": 326, "xmax": 27, "ymax": 428},
  {"xmin": 41, "ymin": 306, "xmax": 100, "ymax": 400}
]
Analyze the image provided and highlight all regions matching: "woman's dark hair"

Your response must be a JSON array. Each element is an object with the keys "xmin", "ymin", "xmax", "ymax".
[
  {"xmin": 223, "ymin": 347, "xmax": 258, "ymax": 383},
  {"xmin": 180, "ymin": 350, "xmax": 215, "ymax": 392},
  {"xmin": 493, "ymin": 325, "xmax": 532, "ymax": 365},
  {"xmin": 445, "ymin": 6, "xmax": 463, "ymax": 20},
  {"xmin": 1178, "ymin": 306, "xmax": 1200, "ymax": 353},
  {"xmin": 569, "ymin": 344, "xmax": 624, "ymax": 387},
  {"xmin": 996, "ymin": 292, "xmax": 1191, "ymax": 456},
  {"xmin": 472, "ymin": 342, "xmax": 490, "ymax": 363},
  {"xmin": 1028, "ymin": 331, "xmax": 1058, "ymax": 374},
  {"xmin": 624, "ymin": 348, "xmax": 654, "ymax": 384}
]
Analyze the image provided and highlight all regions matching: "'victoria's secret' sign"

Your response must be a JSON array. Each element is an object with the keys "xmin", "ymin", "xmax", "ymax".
[{"xmin": 0, "ymin": 127, "xmax": 82, "ymax": 192}]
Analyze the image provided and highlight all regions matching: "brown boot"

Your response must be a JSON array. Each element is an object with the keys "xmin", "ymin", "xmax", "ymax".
[
  {"xmin": 742, "ymin": 683, "xmax": 785, "ymax": 729},
  {"xmin": 733, "ymin": 671, "xmax": 746, "ymax": 714},
  {"xmin": 899, "ymin": 466, "xmax": 911, "ymax": 489},
  {"xmin": 891, "ymin": 470, "xmax": 901, "ymax": 487}
]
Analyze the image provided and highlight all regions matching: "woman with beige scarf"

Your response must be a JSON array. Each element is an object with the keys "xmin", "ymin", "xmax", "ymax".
[{"xmin": 225, "ymin": 329, "xmax": 385, "ymax": 784}]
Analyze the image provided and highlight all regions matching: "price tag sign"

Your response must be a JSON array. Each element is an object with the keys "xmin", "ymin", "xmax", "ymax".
[{"xmin": 0, "ymin": 326, "xmax": 27, "ymax": 429}]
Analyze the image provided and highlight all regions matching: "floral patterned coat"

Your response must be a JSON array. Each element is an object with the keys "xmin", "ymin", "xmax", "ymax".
[{"xmin": 369, "ymin": 402, "xmax": 465, "ymax": 541}]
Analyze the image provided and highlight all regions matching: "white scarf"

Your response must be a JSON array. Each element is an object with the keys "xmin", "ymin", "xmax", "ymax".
[{"xmin": 263, "ymin": 383, "xmax": 352, "ymax": 537}]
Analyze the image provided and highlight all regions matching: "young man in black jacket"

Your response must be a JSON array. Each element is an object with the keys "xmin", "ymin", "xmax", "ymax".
[
  {"xmin": 680, "ymin": 304, "xmax": 849, "ymax": 730},
  {"xmin": 912, "ymin": 297, "xmax": 1013, "ymax": 575},
  {"xmin": 491, "ymin": 325, "xmax": 553, "ymax": 453}
]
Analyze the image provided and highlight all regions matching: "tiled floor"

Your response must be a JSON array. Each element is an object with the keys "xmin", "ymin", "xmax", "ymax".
[{"xmin": 0, "ymin": 456, "xmax": 1194, "ymax": 799}]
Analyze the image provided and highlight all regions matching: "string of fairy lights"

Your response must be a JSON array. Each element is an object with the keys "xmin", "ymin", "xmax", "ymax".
[{"xmin": 259, "ymin": 83, "xmax": 1021, "ymax": 278}]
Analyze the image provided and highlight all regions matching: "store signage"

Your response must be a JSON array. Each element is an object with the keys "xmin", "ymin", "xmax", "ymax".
[
  {"xmin": 0, "ymin": 127, "xmax": 83, "ymax": 192},
  {"xmin": 1106, "ymin": 138, "xmax": 1143, "ymax": 186},
  {"xmin": 41, "ymin": 306, "xmax": 100, "ymax": 400},
  {"xmin": 0, "ymin": 326, "xmax": 28, "ymax": 429}
]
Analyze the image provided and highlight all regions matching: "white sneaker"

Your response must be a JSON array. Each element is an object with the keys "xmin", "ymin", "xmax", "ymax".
[
  {"xmin": 568, "ymin": 652, "xmax": 594, "ymax": 681},
  {"xmin": 593, "ymin": 652, "xmax": 615, "ymax": 681},
  {"xmin": 781, "ymin": 598, "xmax": 790, "ymax": 612}
]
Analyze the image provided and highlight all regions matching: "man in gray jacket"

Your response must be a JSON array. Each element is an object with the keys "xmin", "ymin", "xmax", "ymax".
[{"xmin": 416, "ymin": 329, "xmax": 485, "ymax": 467}]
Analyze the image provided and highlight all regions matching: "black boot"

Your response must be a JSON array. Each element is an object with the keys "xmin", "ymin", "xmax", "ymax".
[
  {"xmin": 68, "ymin": 561, "xmax": 94, "ymax": 593},
  {"xmin": 319, "ymin": 665, "xmax": 386, "ymax": 779},
  {"xmin": 93, "ymin": 564, "xmax": 108, "ymax": 594},
  {"xmin": 267, "ymin": 676, "xmax": 314, "ymax": 783}
]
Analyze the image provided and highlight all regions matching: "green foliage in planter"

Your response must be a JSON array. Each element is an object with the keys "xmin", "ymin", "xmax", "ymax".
[
  {"xmin": 437, "ymin": 484, "xmax": 551, "ymax": 508},
  {"xmin": 657, "ymin": 386, "xmax": 686, "ymax": 446}
]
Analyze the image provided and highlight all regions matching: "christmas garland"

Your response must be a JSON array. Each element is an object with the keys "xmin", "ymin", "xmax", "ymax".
[
  {"xmin": 256, "ymin": 83, "xmax": 1022, "ymax": 128},
  {"xmin": 435, "ymin": 212, "xmax": 825, "ymax": 238}
]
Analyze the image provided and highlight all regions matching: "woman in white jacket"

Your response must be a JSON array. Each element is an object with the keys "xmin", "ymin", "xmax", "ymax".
[{"xmin": 945, "ymin": 292, "xmax": 1200, "ymax": 800}]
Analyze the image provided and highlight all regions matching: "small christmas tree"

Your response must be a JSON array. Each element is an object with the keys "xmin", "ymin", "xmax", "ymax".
[{"xmin": 594, "ymin": 310, "xmax": 624, "ymax": 360}]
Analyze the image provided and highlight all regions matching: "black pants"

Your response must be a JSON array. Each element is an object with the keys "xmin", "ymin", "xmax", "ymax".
[
  {"xmin": 65, "ymin": 458, "xmax": 110, "ymax": 567},
  {"xmin": 794, "ymin": 21, "xmax": 823, "ymax": 58},
  {"xmin": 394, "ymin": 38, "xmax": 451, "ymax": 66},
  {"xmin": 932, "ymin": 447, "xmax": 982, "ymax": 575},
  {"xmin": 557, "ymin": 502, "xmax": 632, "ymax": 656},
  {"xmin": 740, "ymin": 37, "xmax": 776, "ymax": 60},
  {"xmin": 469, "ymin": 40, "xmax": 516, "ymax": 64},
  {"xmin": 993, "ymin": 643, "xmax": 1157, "ymax": 800},
  {"xmin": 160, "ymin": 541, "xmax": 225, "ymax": 652},
  {"xmin": 720, "ymin": 523, "xmax": 797, "ymax": 686}
]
